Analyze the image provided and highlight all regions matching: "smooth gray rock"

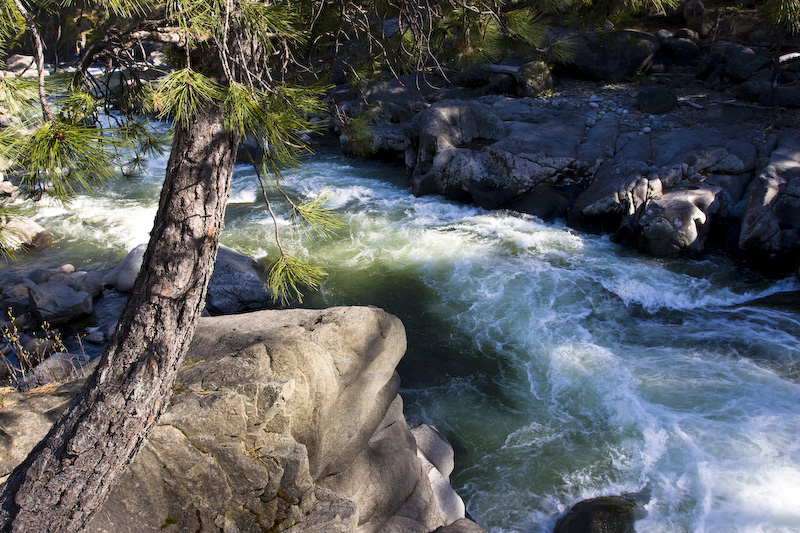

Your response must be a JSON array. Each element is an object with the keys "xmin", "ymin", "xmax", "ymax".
[
  {"xmin": 104, "ymin": 244, "xmax": 274, "ymax": 314},
  {"xmin": 28, "ymin": 281, "xmax": 93, "ymax": 326},
  {"xmin": 21, "ymin": 352, "xmax": 92, "ymax": 390},
  {"xmin": 1, "ymin": 217, "xmax": 54, "ymax": 251},
  {"xmin": 102, "ymin": 243, "xmax": 146, "ymax": 293}
]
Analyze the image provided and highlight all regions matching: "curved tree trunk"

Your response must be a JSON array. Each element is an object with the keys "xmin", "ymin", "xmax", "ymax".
[{"xmin": 0, "ymin": 106, "xmax": 239, "ymax": 532}]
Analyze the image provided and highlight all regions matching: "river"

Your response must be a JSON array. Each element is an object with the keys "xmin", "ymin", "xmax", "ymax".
[{"xmin": 12, "ymin": 144, "xmax": 800, "ymax": 532}]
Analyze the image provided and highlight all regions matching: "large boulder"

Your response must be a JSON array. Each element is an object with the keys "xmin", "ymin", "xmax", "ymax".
[
  {"xmin": 553, "ymin": 495, "xmax": 643, "ymax": 533},
  {"xmin": 637, "ymin": 186, "xmax": 721, "ymax": 256},
  {"xmin": 405, "ymin": 98, "xmax": 587, "ymax": 209},
  {"xmin": 406, "ymin": 99, "xmax": 506, "ymax": 201},
  {"xmin": 28, "ymin": 281, "xmax": 93, "ymax": 326},
  {"xmin": 205, "ymin": 245, "xmax": 273, "ymax": 315},
  {"xmin": 739, "ymin": 132, "xmax": 800, "ymax": 268},
  {"xmin": 1, "ymin": 307, "xmax": 477, "ymax": 533},
  {"xmin": 723, "ymin": 44, "xmax": 771, "ymax": 81},
  {"xmin": 0, "ymin": 216, "xmax": 54, "ymax": 251},
  {"xmin": 565, "ymin": 30, "xmax": 661, "ymax": 82}
]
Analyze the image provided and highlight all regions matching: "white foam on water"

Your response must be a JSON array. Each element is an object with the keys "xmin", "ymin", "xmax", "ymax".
[
  {"xmin": 598, "ymin": 264, "xmax": 798, "ymax": 313},
  {"xmin": 33, "ymin": 195, "xmax": 157, "ymax": 255}
]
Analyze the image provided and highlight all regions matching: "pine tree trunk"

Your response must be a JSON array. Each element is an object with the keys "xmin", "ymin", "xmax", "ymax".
[{"xmin": 0, "ymin": 106, "xmax": 238, "ymax": 532}]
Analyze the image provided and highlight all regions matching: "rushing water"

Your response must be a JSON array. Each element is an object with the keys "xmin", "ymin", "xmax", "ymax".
[{"xmin": 11, "ymin": 144, "xmax": 800, "ymax": 533}]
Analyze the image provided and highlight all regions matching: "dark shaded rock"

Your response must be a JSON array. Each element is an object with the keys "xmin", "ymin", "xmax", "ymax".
[
  {"xmin": 637, "ymin": 186, "xmax": 721, "ymax": 256},
  {"xmin": 63, "ymin": 270, "xmax": 105, "ymax": 299},
  {"xmin": 724, "ymin": 44, "xmax": 771, "ymax": 81},
  {"xmin": 743, "ymin": 290, "xmax": 800, "ymax": 313},
  {"xmin": 508, "ymin": 184, "xmax": 583, "ymax": 221},
  {"xmin": 205, "ymin": 245, "xmax": 273, "ymax": 315},
  {"xmin": 553, "ymin": 496, "xmax": 640, "ymax": 533},
  {"xmin": 736, "ymin": 80, "xmax": 800, "ymax": 108},
  {"xmin": 568, "ymin": 30, "xmax": 661, "ymax": 82},
  {"xmin": 406, "ymin": 100, "xmax": 506, "ymax": 198},
  {"xmin": 28, "ymin": 281, "xmax": 93, "ymax": 327},
  {"xmin": 661, "ymin": 37, "xmax": 700, "ymax": 64},
  {"xmin": 636, "ymin": 86, "xmax": 678, "ymax": 114}
]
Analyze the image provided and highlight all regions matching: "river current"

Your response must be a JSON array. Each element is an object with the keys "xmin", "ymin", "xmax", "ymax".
[{"xmin": 14, "ymin": 146, "xmax": 800, "ymax": 532}]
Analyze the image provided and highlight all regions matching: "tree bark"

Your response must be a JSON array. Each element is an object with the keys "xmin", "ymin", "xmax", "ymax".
[{"xmin": 0, "ymin": 106, "xmax": 238, "ymax": 532}]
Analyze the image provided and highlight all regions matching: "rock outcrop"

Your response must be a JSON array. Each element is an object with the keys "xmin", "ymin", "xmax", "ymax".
[
  {"xmin": 333, "ymin": 21, "xmax": 800, "ymax": 271},
  {"xmin": 0, "ymin": 306, "xmax": 483, "ymax": 533}
]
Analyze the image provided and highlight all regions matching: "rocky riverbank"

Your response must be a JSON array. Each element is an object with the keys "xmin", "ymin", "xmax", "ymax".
[{"xmin": 333, "ymin": 22, "xmax": 800, "ymax": 275}]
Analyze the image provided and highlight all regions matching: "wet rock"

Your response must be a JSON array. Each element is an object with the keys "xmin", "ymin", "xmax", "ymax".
[
  {"xmin": 553, "ymin": 495, "xmax": 641, "ymax": 533},
  {"xmin": 637, "ymin": 186, "xmax": 721, "ymax": 256}
]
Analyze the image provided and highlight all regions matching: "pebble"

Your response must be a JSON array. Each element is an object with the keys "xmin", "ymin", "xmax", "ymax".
[
  {"xmin": 642, "ymin": 126, "xmax": 652, "ymax": 133},
  {"xmin": 586, "ymin": 118, "xmax": 596, "ymax": 127},
  {"xmin": 589, "ymin": 102, "xmax": 600, "ymax": 108}
]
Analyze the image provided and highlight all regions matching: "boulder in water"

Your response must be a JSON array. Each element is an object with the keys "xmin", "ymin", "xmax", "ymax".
[{"xmin": 553, "ymin": 495, "xmax": 642, "ymax": 533}]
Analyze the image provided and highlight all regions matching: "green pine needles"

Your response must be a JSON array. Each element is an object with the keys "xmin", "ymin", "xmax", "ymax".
[
  {"xmin": 267, "ymin": 255, "xmax": 328, "ymax": 307},
  {"xmin": 13, "ymin": 120, "xmax": 124, "ymax": 199},
  {"xmin": 154, "ymin": 68, "xmax": 225, "ymax": 129}
]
